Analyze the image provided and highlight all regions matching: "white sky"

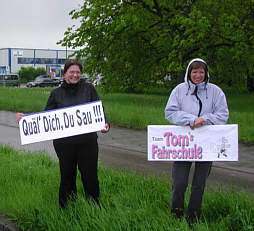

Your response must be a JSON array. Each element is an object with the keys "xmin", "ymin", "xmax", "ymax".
[{"xmin": 1, "ymin": 0, "xmax": 83, "ymax": 50}]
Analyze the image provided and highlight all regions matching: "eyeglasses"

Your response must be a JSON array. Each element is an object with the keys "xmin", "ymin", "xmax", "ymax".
[{"xmin": 68, "ymin": 71, "xmax": 81, "ymax": 75}]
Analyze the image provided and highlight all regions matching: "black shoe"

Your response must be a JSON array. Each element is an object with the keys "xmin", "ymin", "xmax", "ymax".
[{"xmin": 171, "ymin": 208, "xmax": 184, "ymax": 219}]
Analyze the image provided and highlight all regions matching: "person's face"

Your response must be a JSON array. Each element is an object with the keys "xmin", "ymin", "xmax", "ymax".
[
  {"xmin": 190, "ymin": 67, "xmax": 205, "ymax": 85},
  {"xmin": 64, "ymin": 65, "xmax": 81, "ymax": 84}
]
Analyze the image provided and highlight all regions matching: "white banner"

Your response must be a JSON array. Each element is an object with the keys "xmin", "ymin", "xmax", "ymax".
[
  {"xmin": 19, "ymin": 100, "xmax": 105, "ymax": 145},
  {"xmin": 148, "ymin": 125, "xmax": 238, "ymax": 161}
]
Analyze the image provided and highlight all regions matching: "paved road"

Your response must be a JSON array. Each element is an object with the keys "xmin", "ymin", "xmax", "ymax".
[{"xmin": 0, "ymin": 110, "xmax": 254, "ymax": 192}]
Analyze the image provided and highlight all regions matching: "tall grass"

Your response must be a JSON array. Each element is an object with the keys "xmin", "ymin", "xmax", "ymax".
[
  {"xmin": 0, "ymin": 144, "xmax": 254, "ymax": 231},
  {"xmin": 0, "ymin": 87, "xmax": 49, "ymax": 113},
  {"xmin": 0, "ymin": 87, "xmax": 254, "ymax": 142}
]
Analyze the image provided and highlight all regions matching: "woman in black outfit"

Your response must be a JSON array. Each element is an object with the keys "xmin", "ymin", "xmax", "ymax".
[{"xmin": 17, "ymin": 59, "xmax": 110, "ymax": 208}]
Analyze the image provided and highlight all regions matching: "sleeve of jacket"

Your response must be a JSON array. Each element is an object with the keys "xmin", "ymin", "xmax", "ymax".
[
  {"xmin": 202, "ymin": 88, "xmax": 229, "ymax": 125},
  {"xmin": 44, "ymin": 90, "xmax": 57, "ymax": 111},
  {"xmin": 165, "ymin": 86, "xmax": 197, "ymax": 126},
  {"xmin": 90, "ymin": 84, "xmax": 110, "ymax": 125}
]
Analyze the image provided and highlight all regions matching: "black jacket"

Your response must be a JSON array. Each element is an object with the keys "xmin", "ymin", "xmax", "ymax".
[{"xmin": 45, "ymin": 80, "xmax": 108, "ymax": 143}]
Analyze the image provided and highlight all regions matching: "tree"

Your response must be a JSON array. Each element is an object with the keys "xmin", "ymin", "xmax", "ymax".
[
  {"xmin": 59, "ymin": 0, "xmax": 254, "ymax": 92},
  {"xmin": 198, "ymin": 0, "xmax": 254, "ymax": 92},
  {"xmin": 59, "ymin": 0, "xmax": 201, "ymax": 91}
]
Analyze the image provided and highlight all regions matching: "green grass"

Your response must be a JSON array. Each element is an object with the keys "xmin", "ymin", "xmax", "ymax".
[
  {"xmin": 0, "ymin": 87, "xmax": 50, "ymax": 113},
  {"xmin": 0, "ymin": 87, "xmax": 254, "ymax": 143},
  {"xmin": 101, "ymin": 92, "xmax": 169, "ymax": 128},
  {"xmin": 0, "ymin": 144, "xmax": 254, "ymax": 231}
]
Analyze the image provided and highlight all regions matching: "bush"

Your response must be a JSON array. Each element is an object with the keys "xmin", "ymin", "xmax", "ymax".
[
  {"xmin": 18, "ymin": 67, "xmax": 46, "ymax": 83},
  {"xmin": 219, "ymin": 84, "xmax": 249, "ymax": 95}
]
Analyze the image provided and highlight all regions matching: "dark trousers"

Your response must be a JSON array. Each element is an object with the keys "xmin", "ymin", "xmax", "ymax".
[
  {"xmin": 171, "ymin": 161, "xmax": 212, "ymax": 219},
  {"xmin": 53, "ymin": 138, "xmax": 99, "ymax": 208}
]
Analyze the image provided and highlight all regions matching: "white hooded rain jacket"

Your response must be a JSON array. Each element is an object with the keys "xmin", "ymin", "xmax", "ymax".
[{"xmin": 165, "ymin": 58, "xmax": 229, "ymax": 126}]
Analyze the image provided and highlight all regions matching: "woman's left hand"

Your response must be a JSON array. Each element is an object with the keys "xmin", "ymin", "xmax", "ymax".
[{"xmin": 101, "ymin": 123, "xmax": 110, "ymax": 133}]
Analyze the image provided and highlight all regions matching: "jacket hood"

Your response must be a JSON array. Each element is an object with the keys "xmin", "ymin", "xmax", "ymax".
[{"xmin": 184, "ymin": 58, "xmax": 210, "ymax": 83}]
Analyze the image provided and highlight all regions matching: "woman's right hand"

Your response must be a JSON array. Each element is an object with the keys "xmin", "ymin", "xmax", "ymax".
[
  {"xmin": 190, "ymin": 117, "xmax": 206, "ymax": 130},
  {"xmin": 16, "ymin": 113, "xmax": 24, "ymax": 123}
]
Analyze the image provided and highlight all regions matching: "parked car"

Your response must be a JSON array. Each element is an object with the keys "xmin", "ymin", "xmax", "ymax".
[
  {"xmin": 34, "ymin": 74, "xmax": 51, "ymax": 80},
  {"xmin": 26, "ymin": 78, "xmax": 59, "ymax": 88},
  {"xmin": 0, "ymin": 74, "xmax": 20, "ymax": 87}
]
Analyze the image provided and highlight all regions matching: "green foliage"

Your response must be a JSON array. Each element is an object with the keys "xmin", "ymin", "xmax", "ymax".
[
  {"xmin": 18, "ymin": 66, "xmax": 46, "ymax": 83},
  {"xmin": 58, "ymin": 0, "xmax": 254, "ymax": 93},
  {"xmin": 0, "ymin": 144, "xmax": 254, "ymax": 231}
]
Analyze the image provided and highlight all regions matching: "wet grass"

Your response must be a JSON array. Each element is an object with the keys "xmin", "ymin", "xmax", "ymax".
[
  {"xmin": 0, "ymin": 87, "xmax": 50, "ymax": 113},
  {"xmin": 0, "ymin": 144, "xmax": 254, "ymax": 231},
  {"xmin": 0, "ymin": 87, "xmax": 253, "ymax": 142}
]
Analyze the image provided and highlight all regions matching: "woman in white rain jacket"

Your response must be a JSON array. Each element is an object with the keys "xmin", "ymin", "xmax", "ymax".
[{"xmin": 164, "ymin": 58, "xmax": 229, "ymax": 224}]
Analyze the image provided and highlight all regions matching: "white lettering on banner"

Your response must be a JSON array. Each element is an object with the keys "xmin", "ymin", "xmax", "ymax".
[
  {"xmin": 19, "ymin": 100, "xmax": 105, "ymax": 145},
  {"xmin": 147, "ymin": 125, "xmax": 238, "ymax": 161}
]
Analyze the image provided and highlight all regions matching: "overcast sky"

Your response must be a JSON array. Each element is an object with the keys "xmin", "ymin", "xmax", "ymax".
[{"xmin": 1, "ymin": 0, "xmax": 83, "ymax": 50}]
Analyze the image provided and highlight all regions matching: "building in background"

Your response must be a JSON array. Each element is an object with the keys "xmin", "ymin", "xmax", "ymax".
[{"xmin": 0, "ymin": 48, "xmax": 77, "ymax": 79}]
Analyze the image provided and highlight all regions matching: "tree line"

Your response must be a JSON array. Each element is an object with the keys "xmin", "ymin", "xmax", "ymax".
[{"xmin": 58, "ymin": 0, "xmax": 254, "ymax": 93}]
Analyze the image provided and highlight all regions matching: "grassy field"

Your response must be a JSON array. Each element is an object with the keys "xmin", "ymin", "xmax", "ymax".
[
  {"xmin": 0, "ymin": 144, "xmax": 254, "ymax": 231},
  {"xmin": 0, "ymin": 86, "xmax": 254, "ymax": 230},
  {"xmin": 0, "ymin": 86, "xmax": 254, "ymax": 143}
]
